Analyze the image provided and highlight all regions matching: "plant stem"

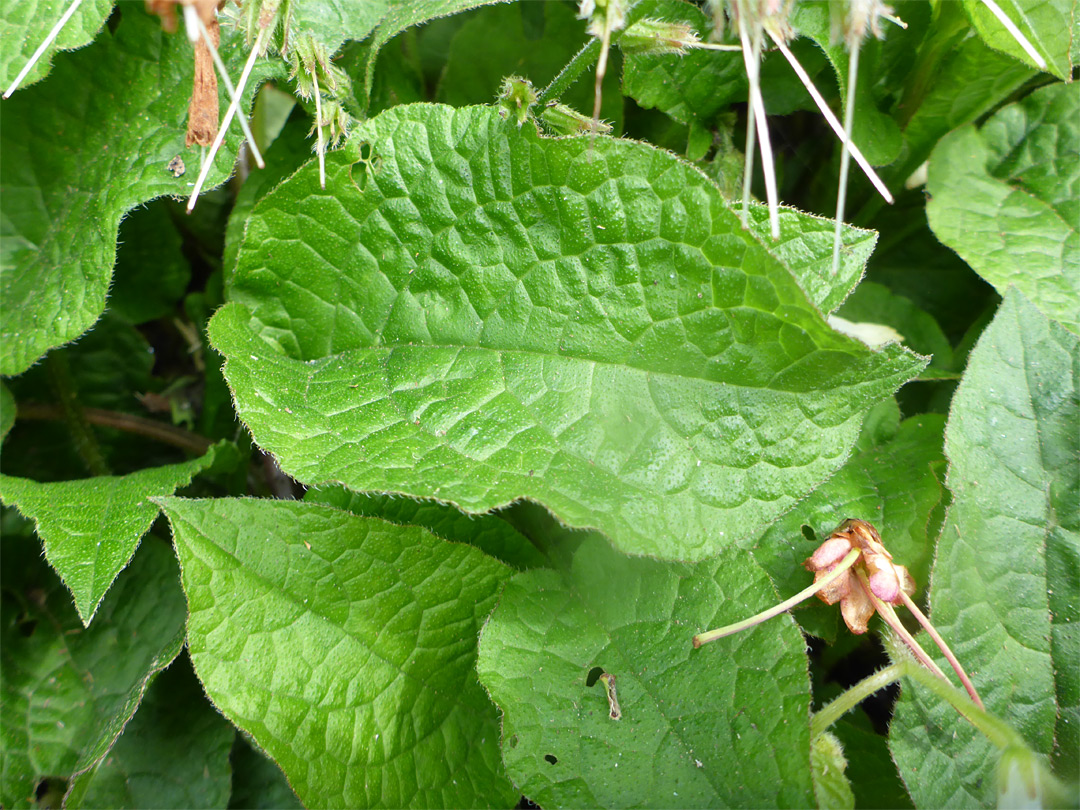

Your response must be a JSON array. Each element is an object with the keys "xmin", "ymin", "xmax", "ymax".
[
  {"xmin": 46, "ymin": 353, "xmax": 110, "ymax": 476},
  {"xmin": 900, "ymin": 590, "xmax": 984, "ymax": 709},
  {"xmin": 537, "ymin": 0, "xmax": 650, "ymax": 106},
  {"xmin": 16, "ymin": 402, "xmax": 214, "ymax": 456},
  {"xmin": 694, "ymin": 548, "xmax": 860, "ymax": 647},
  {"xmin": 811, "ymin": 656, "xmax": 1025, "ymax": 752},
  {"xmin": 811, "ymin": 663, "xmax": 903, "ymax": 738},
  {"xmin": 831, "ymin": 40, "xmax": 860, "ymax": 276},
  {"xmin": 855, "ymin": 568, "xmax": 950, "ymax": 682}
]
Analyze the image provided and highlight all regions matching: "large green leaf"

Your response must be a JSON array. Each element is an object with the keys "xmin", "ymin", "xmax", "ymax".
[
  {"xmin": 305, "ymin": 483, "xmax": 547, "ymax": 570},
  {"xmin": 891, "ymin": 289, "xmax": 1079, "ymax": 806},
  {"xmin": 926, "ymin": 81, "xmax": 1079, "ymax": 336},
  {"xmin": 0, "ymin": 0, "xmax": 114, "ymax": 92},
  {"xmin": 962, "ymin": 0, "xmax": 1077, "ymax": 78},
  {"xmin": 475, "ymin": 533, "xmax": 816, "ymax": 808},
  {"xmin": 157, "ymin": 496, "xmax": 518, "ymax": 810},
  {"xmin": 0, "ymin": 5, "xmax": 282, "ymax": 375},
  {"xmin": 892, "ymin": 34, "xmax": 1035, "ymax": 189},
  {"xmin": 0, "ymin": 441, "xmax": 231, "ymax": 625},
  {"xmin": 211, "ymin": 103, "xmax": 923, "ymax": 562},
  {"xmin": 287, "ymin": 0, "xmax": 388, "ymax": 56},
  {"xmin": 620, "ymin": 0, "xmax": 747, "ymax": 128},
  {"xmin": 64, "ymin": 656, "xmax": 235, "ymax": 810},
  {"xmin": 0, "ymin": 536, "xmax": 187, "ymax": 809}
]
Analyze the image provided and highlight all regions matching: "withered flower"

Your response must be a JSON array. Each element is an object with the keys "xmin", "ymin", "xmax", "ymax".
[
  {"xmin": 693, "ymin": 518, "xmax": 984, "ymax": 709},
  {"xmin": 803, "ymin": 518, "xmax": 914, "ymax": 634}
]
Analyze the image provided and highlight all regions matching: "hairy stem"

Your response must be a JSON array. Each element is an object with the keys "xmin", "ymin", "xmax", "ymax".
[
  {"xmin": 900, "ymin": 590, "xmax": 984, "ymax": 709},
  {"xmin": 811, "ymin": 656, "xmax": 1025, "ymax": 752},
  {"xmin": 16, "ymin": 402, "xmax": 214, "ymax": 456},
  {"xmin": 694, "ymin": 548, "xmax": 860, "ymax": 647},
  {"xmin": 46, "ymin": 353, "xmax": 110, "ymax": 476}
]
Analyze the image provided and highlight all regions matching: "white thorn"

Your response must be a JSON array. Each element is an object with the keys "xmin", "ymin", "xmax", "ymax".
[
  {"xmin": 980, "ymin": 0, "xmax": 1047, "ymax": 69},
  {"xmin": 314, "ymin": 70, "xmax": 325, "ymax": 189},
  {"xmin": 4, "ymin": 0, "xmax": 85, "ymax": 99},
  {"xmin": 832, "ymin": 42, "xmax": 861, "ymax": 276},
  {"xmin": 188, "ymin": 25, "xmax": 270, "ymax": 214},
  {"xmin": 738, "ymin": 15, "xmax": 757, "ymax": 229},
  {"xmin": 768, "ymin": 30, "xmax": 892, "ymax": 204},
  {"xmin": 189, "ymin": 7, "xmax": 265, "ymax": 169},
  {"xmin": 740, "ymin": 21, "xmax": 779, "ymax": 239}
]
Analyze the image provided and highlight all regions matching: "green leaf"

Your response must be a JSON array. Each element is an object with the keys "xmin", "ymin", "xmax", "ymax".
[
  {"xmin": 0, "ymin": 536, "xmax": 187, "ymax": 809},
  {"xmin": 287, "ymin": 0, "xmax": 388, "ymax": 57},
  {"xmin": 0, "ymin": 380, "xmax": 13, "ymax": 443},
  {"xmin": 359, "ymin": 0, "xmax": 510, "ymax": 109},
  {"xmin": 811, "ymin": 733, "xmax": 855, "ymax": 810},
  {"xmin": 790, "ymin": 1, "xmax": 904, "ymax": 167},
  {"xmin": 109, "ymin": 201, "xmax": 191, "ymax": 325},
  {"xmin": 212, "ymin": 102, "xmax": 924, "ymax": 562},
  {"xmin": 0, "ymin": 5, "xmax": 283, "ymax": 376},
  {"xmin": 962, "ymin": 0, "xmax": 1077, "ymax": 78},
  {"xmin": 228, "ymin": 735, "xmax": 303, "ymax": 810},
  {"xmin": 837, "ymin": 282, "xmax": 953, "ymax": 369},
  {"xmin": 157, "ymin": 496, "xmax": 518, "ymax": 810},
  {"xmin": 750, "ymin": 414, "xmax": 946, "ymax": 642},
  {"xmin": 891, "ymin": 289, "xmax": 1079, "ymax": 806},
  {"xmin": 0, "ymin": 0, "xmax": 114, "ymax": 92},
  {"xmin": 305, "ymin": 484, "xmax": 547, "ymax": 570},
  {"xmin": 926, "ymin": 82, "xmax": 1079, "ymax": 335},
  {"xmin": 475, "ymin": 533, "xmax": 816, "ymax": 808},
  {"xmin": 742, "ymin": 203, "xmax": 876, "ymax": 315},
  {"xmin": 0, "ymin": 441, "xmax": 230, "ymax": 625},
  {"xmin": 621, "ymin": 0, "xmax": 747, "ymax": 127},
  {"xmin": 439, "ymin": 2, "xmax": 622, "ymax": 134},
  {"xmin": 893, "ymin": 34, "xmax": 1035, "ymax": 189},
  {"xmin": 65, "ymin": 655, "xmax": 235, "ymax": 810}
]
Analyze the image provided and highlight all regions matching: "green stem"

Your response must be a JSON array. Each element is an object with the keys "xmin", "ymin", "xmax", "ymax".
[
  {"xmin": 694, "ymin": 548, "xmax": 860, "ymax": 647},
  {"xmin": 46, "ymin": 353, "xmax": 110, "ymax": 476},
  {"xmin": 811, "ymin": 652, "xmax": 1025, "ymax": 752},
  {"xmin": 537, "ymin": 0, "xmax": 652, "ymax": 105},
  {"xmin": 17, "ymin": 402, "xmax": 213, "ymax": 456}
]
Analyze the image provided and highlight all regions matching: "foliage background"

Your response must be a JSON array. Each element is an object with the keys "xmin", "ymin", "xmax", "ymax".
[{"xmin": 0, "ymin": 1, "xmax": 1076, "ymax": 808}]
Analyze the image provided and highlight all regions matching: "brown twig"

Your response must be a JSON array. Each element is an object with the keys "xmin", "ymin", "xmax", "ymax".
[{"xmin": 15, "ymin": 402, "xmax": 213, "ymax": 456}]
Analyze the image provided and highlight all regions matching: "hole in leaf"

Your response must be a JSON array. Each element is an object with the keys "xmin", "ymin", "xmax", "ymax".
[
  {"xmin": 544, "ymin": 754, "xmax": 558, "ymax": 765},
  {"xmin": 801, "ymin": 524, "xmax": 816, "ymax": 543},
  {"xmin": 34, "ymin": 776, "xmax": 67, "ymax": 807},
  {"xmin": 585, "ymin": 666, "xmax": 604, "ymax": 687},
  {"xmin": 18, "ymin": 617, "xmax": 37, "ymax": 637}
]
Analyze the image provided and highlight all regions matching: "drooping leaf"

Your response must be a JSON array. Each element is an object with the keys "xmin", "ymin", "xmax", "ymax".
[
  {"xmin": 475, "ymin": 533, "xmax": 816, "ymax": 808},
  {"xmin": 211, "ymin": 102, "xmax": 924, "ymax": 562},
  {"xmin": 0, "ymin": 441, "xmax": 232, "ymax": 625},
  {"xmin": 0, "ymin": 535, "xmax": 187, "ymax": 809},
  {"xmin": 749, "ymin": 413, "xmax": 946, "ymax": 641},
  {"xmin": 304, "ymin": 483, "xmax": 547, "ymax": 570},
  {"xmin": 962, "ymin": 0, "xmax": 1076, "ymax": 79},
  {"xmin": 0, "ymin": 0, "xmax": 114, "ymax": 92},
  {"xmin": 64, "ymin": 655, "xmax": 235, "ymax": 810},
  {"xmin": 620, "ymin": 0, "xmax": 746, "ymax": 128},
  {"xmin": 925, "ymin": 81, "xmax": 1079, "ymax": 335},
  {"xmin": 0, "ymin": 4, "xmax": 284, "ymax": 376},
  {"xmin": 157, "ymin": 496, "xmax": 518, "ymax": 810},
  {"xmin": 891, "ymin": 289, "xmax": 1079, "ymax": 806},
  {"xmin": 810, "ymin": 732, "xmax": 855, "ymax": 810}
]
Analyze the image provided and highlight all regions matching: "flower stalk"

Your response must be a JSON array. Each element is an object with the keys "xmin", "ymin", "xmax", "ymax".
[{"xmin": 693, "ymin": 518, "xmax": 984, "ymax": 710}]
